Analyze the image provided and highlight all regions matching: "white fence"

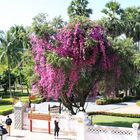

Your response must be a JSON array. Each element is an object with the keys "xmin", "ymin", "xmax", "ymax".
[
  {"xmin": 14, "ymin": 101, "xmax": 140, "ymax": 140},
  {"xmin": 23, "ymin": 112, "xmax": 77, "ymax": 136},
  {"xmin": 85, "ymin": 125, "xmax": 138, "ymax": 140},
  {"xmin": 23, "ymin": 111, "xmax": 140, "ymax": 140}
]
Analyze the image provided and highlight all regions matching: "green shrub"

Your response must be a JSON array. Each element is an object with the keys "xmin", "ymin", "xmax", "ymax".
[
  {"xmin": 136, "ymin": 101, "xmax": 140, "ymax": 106},
  {"xmin": 88, "ymin": 111, "xmax": 140, "ymax": 118},
  {"xmin": 32, "ymin": 98, "xmax": 42, "ymax": 104},
  {"xmin": 21, "ymin": 97, "xmax": 42, "ymax": 104},
  {"xmin": 0, "ymin": 108, "xmax": 13, "ymax": 115},
  {"xmin": 0, "ymin": 99, "xmax": 12, "ymax": 105},
  {"xmin": 14, "ymin": 93, "xmax": 29, "ymax": 97},
  {"xmin": 95, "ymin": 99, "xmax": 107, "ymax": 105},
  {"xmin": 122, "ymin": 96, "xmax": 135, "ymax": 102},
  {"xmin": 116, "ymin": 93, "xmax": 124, "ymax": 98},
  {"xmin": 96, "ymin": 98, "xmax": 123, "ymax": 105},
  {"xmin": 96, "ymin": 96, "xmax": 136, "ymax": 105}
]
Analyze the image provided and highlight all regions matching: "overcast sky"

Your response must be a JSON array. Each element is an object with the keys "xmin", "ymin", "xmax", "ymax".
[{"xmin": 0, "ymin": 0, "xmax": 139, "ymax": 31}]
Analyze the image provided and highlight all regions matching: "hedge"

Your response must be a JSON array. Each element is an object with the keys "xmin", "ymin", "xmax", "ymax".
[
  {"xmin": 88, "ymin": 111, "xmax": 140, "ymax": 118},
  {"xmin": 0, "ymin": 99, "xmax": 13, "ymax": 105},
  {"xmin": 0, "ymin": 108, "xmax": 13, "ymax": 115},
  {"xmin": 136, "ymin": 101, "xmax": 140, "ymax": 106},
  {"xmin": 96, "ymin": 96, "xmax": 136, "ymax": 105},
  {"xmin": 32, "ymin": 98, "xmax": 42, "ymax": 104},
  {"xmin": 0, "ymin": 97, "xmax": 42, "ymax": 105}
]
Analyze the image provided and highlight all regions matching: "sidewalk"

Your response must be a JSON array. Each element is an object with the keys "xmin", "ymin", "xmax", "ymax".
[
  {"xmin": 107, "ymin": 104, "xmax": 140, "ymax": 114},
  {"xmin": 1, "ymin": 113, "xmax": 76, "ymax": 140},
  {"xmin": 7, "ymin": 129, "xmax": 76, "ymax": 140}
]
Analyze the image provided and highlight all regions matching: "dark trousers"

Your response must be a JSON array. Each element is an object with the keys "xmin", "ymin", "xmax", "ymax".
[{"xmin": 54, "ymin": 130, "xmax": 59, "ymax": 137}]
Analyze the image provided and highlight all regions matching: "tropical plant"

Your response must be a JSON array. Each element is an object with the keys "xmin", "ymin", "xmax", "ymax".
[
  {"xmin": 67, "ymin": 0, "xmax": 92, "ymax": 19},
  {"xmin": 111, "ymin": 38, "xmax": 138, "ymax": 96},
  {"xmin": 121, "ymin": 7, "xmax": 140, "ymax": 42},
  {"xmin": 31, "ymin": 17, "xmax": 120, "ymax": 114},
  {"xmin": 0, "ymin": 25, "xmax": 27, "ymax": 97},
  {"xmin": 100, "ymin": 1, "xmax": 124, "ymax": 38},
  {"xmin": 0, "ymin": 30, "xmax": 16, "ymax": 97},
  {"xmin": 0, "ymin": 70, "xmax": 16, "ymax": 94}
]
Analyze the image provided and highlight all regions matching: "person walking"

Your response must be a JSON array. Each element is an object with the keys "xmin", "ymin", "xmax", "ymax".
[
  {"xmin": 5, "ymin": 116, "xmax": 12, "ymax": 136},
  {"xmin": 54, "ymin": 120, "xmax": 60, "ymax": 139}
]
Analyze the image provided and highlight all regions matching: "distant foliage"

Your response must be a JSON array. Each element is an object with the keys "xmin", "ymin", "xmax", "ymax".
[{"xmin": 0, "ymin": 70, "xmax": 16, "ymax": 93}]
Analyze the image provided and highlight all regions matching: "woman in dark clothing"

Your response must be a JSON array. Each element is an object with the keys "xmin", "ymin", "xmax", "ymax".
[{"xmin": 54, "ymin": 120, "xmax": 60, "ymax": 139}]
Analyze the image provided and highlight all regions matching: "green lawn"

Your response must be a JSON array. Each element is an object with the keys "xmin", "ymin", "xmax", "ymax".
[{"xmin": 92, "ymin": 115, "xmax": 140, "ymax": 128}]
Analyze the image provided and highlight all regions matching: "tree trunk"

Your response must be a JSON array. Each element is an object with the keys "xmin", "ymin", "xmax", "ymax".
[
  {"xmin": 8, "ymin": 52, "xmax": 12, "ymax": 98},
  {"xmin": 60, "ymin": 93, "xmax": 76, "ymax": 115},
  {"xmin": 26, "ymin": 84, "xmax": 30, "ymax": 95}
]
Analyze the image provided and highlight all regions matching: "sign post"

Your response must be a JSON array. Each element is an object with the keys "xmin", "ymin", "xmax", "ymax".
[
  {"xmin": 48, "ymin": 104, "xmax": 51, "ymax": 134},
  {"xmin": 28, "ymin": 112, "xmax": 51, "ymax": 134}
]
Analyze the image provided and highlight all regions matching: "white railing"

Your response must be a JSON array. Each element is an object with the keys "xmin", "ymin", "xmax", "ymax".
[
  {"xmin": 14, "ymin": 102, "xmax": 140, "ymax": 140},
  {"xmin": 23, "ymin": 112, "xmax": 77, "ymax": 136},
  {"xmin": 85, "ymin": 125, "xmax": 135, "ymax": 140}
]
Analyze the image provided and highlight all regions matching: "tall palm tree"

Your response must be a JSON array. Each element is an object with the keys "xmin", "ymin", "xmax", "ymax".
[
  {"xmin": 9, "ymin": 25, "xmax": 30, "ymax": 94},
  {"xmin": 67, "ymin": 0, "xmax": 92, "ymax": 19},
  {"xmin": 0, "ymin": 25, "xmax": 27, "ymax": 97},
  {"xmin": 101, "ymin": 1, "xmax": 124, "ymax": 38},
  {"xmin": 0, "ymin": 30, "xmax": 16, "ymax": 97},
  {"xmin": 121, "ymin": 7, "xmax": 140, "ymax": 43}
]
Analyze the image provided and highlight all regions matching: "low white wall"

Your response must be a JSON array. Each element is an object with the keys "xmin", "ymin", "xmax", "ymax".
[
  {"xmin": 23, "ymin": 112, "xmax": 77, "ymax": 135},
  {"xmin": 85, "ymin": 125, "xmax": 135, "ymax": 140},
  {"xmin": 20, "ymin": 102, "xmax": 140, "ymax": 140}
]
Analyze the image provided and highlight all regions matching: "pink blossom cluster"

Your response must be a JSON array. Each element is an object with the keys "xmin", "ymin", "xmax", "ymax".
[{"xmin": 31, "ymin": 22, "xmax": 120, "ymax": 100}]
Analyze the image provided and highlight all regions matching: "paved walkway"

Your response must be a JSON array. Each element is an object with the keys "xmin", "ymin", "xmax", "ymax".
[
  {"xmin": 107, "ymin": 104, "xmax": 140, "ymax": 114},
  {"xmin": 32, "ymin": 101, "xmax": 137, "ymax": 113},
  {"xmin": 6, "ymin": 129, "xmax": 76, "ymax": 140}
]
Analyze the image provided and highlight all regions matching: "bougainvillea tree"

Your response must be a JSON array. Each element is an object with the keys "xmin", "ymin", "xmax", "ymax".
[{"xmin": 31, "ymin": 17, "xmax": 120, "ymax": 114}]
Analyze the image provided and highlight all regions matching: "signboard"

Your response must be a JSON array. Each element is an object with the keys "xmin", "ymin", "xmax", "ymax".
[
  {"xmin": 28, "ymin": 113, "xmax": 51, "ymax": 121},
  {"xmin": 50, "ymin": 105, "xmax": 60, "ymax": 114}
]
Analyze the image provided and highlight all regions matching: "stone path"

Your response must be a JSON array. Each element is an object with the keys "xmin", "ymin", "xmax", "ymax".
[{"xmin": 7, "ymin": 129, "xmax": 76, "ymax": 140}]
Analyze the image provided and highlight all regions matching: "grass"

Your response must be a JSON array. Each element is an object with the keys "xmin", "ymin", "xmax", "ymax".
[{"xmin": 91, "ymin": 115, "xmax": 140, "ymax": 128}]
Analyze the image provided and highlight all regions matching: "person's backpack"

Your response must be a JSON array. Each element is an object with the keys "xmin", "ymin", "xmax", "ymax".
[{"xmin": 6, "ymin": 118, "xmax": 12, "ymax": 125}]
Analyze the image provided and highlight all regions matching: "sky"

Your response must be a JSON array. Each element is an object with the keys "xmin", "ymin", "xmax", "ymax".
[{"xmin": 0, "ymin": 0, "xmax": 140, "ymax": 31}]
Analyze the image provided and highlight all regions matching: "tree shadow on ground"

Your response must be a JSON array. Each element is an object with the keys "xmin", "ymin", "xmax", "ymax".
[
  {"xmin": 9, "ymin": 135, "xmax": 25, "ymax": 138},
  {"xmin": 59, "ymin": 138, "xmax": 75, "ymax": 140}
]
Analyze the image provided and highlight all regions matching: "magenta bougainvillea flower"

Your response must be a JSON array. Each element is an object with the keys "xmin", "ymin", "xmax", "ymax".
[{"xmin": 31, "ymin": 20, "xmax": 120, "ymax": 100}]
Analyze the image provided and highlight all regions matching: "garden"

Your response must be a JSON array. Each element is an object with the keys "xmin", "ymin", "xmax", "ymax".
[{"xmin": 0, "ymin": 0, "xmax": 140, "ymax": 131}]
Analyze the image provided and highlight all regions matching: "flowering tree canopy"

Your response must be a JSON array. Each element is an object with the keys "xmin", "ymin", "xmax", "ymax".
[{"xmin": 31, "ymin": 17, "xmax": 120, "ymax": 114}]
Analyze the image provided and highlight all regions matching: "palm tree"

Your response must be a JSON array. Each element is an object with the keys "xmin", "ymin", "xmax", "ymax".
[
  {"xmin": 10, "ymin": 25, "xmax": 29, "ymax": 93},
  {"xmin": 101, "ymin": 1, "xmax": 124, "ymax": 38},
  {"xmin": 67, "ymin": 0, "xmax": 92, "ymax": 19},
  {"xmin": 0, "ymin": 25, "xmax": 27, "ymax": 97},
  {"xmin": 0, "ymin": 30, "xmax": 16, "ymax": 97},
  {"xmin": 121, "ymin": 7, "xmax": 140, "ymax": 43}
]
